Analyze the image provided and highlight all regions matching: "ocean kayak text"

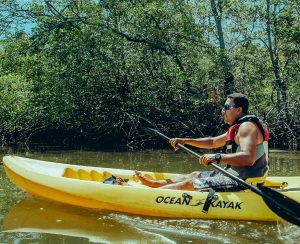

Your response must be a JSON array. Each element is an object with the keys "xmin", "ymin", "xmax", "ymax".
[{"xmin": 155, "ymin": 195, "xmax": 243, "ymax": 209}]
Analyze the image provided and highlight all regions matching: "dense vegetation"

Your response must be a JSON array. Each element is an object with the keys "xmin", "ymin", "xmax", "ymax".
[{"xmin": 0, "ymin": 0, "xmax": 299, "ymax": 150}]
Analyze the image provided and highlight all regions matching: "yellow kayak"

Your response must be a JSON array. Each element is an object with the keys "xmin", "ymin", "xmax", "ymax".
[{"xmin": 3, "ymin": 156, "xmax": 300, "ymax": 222}]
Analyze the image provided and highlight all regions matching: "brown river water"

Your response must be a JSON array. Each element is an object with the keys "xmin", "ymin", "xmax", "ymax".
[{"xmin": 0, "ymin": 149, "xmax": 300, "ymax": 243}]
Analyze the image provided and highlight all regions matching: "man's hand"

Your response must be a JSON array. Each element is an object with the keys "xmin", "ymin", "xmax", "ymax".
[
  {"xmin": 199, "ymin": 154, "xmax": 216, "ymax": 166},
  {"xmin": 169, "ymin": 138, "xmax": 185, "ymax": 151}
]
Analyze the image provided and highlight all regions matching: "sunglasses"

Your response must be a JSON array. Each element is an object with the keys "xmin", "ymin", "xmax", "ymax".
[{"xmin": 223, "ymin": 104, "xmax": 235, "ymax": 110}]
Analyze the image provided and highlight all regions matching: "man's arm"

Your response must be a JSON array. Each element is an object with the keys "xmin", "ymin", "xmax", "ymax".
[
  {"xmin": 170, "ymin": 133, "xmax": 227, "ymax": 150},
  {"xmin": 200, "ymin": 122, "xmax": 259, "ymax": 166}
]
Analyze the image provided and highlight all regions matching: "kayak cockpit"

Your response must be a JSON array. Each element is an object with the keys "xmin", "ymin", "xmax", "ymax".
[{"xmin": 61, "ymin": 167, "xmax": 289, "ymax": 190}]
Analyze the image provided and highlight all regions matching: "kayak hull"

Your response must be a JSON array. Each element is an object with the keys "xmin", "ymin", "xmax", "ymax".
[{"xmin": 3, "ymin": 156, "xmax": 300, "ymax": 222}]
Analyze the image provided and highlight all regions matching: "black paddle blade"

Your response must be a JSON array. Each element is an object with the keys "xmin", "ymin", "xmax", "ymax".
[{"xmin": 258, "ymin": 185, "xmax": 300, "ymax": 226}]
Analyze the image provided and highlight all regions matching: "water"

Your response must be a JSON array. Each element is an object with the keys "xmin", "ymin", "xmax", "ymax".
[{"xmin": 0, "ymin": 149, "xmax": 300, "ymax": 243}]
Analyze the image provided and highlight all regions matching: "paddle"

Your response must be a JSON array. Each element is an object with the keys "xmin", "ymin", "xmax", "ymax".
[{"xmin": 139, "ymin": 117, "xmax": 300, "ymax": 226}]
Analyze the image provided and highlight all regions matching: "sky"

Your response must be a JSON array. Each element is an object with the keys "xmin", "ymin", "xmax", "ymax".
[{"xmin": 0, "ymin": 0, "xmax": 36, "ymax": 40}]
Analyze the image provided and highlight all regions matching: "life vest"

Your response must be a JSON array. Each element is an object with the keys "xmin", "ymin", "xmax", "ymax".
[
  {"xmin": 224, "ymin": 115, "xmax": 270, "ymax": 179},
  {"xmin": 226, "ymin": 115, "xmax": 269, "ymax": 154}
]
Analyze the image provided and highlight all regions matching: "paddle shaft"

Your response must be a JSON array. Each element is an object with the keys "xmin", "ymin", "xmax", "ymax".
[{"xmin": 145, "ymin": 126, "xmax": 296, "ymax": 213}]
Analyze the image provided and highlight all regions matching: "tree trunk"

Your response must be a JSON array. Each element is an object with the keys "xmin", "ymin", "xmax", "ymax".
[
  {"xmin": 266, "ymin": 0, "xmax": 287, "ymax": 112},
  {"xmin": 210, "ymin": 0, "xmax": 234, "ymax": 96}
]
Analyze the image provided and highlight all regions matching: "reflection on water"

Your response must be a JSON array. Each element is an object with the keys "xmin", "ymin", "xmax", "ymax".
[
  {"xmin": 2, "ymin": 198, "xmax": 173, "ymax": 243},
  {"xmin": 1, "ymin": 149, "xmax": 300, "ymax": 243}
]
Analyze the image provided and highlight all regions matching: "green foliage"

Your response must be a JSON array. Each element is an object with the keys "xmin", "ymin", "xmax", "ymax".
[
  {"xmin": 0, "ymin": 74, "xmax": 32, "ymax": 125},
  {"xmin": 0, "ymin": 0, "xmax": 299, "ymax": 149}
]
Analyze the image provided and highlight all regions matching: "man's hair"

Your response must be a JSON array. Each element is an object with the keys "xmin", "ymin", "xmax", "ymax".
[{"xmin": 227, "ymin": 93, "xmax": 249, "ymax": 115}]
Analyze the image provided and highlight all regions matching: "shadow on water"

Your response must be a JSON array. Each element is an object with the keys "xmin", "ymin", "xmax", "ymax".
[{"xmin": 0, "ymin": 149, "xmax": 300, "ymax": 243}]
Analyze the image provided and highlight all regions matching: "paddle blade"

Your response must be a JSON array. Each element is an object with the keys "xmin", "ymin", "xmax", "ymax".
[
  {"xmin": 138, "ymin": 117, "xmax": 155, "ymax": 130},
  {"xmin": 258, "ymin": 185, "xmax": 300, "ymax": 226},
  {"xmin": 137, "ymin": 117, "xmax": 155, "ymax": 137}
]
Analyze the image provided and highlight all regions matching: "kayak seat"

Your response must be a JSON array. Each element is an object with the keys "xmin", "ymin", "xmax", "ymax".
[
  {"xmin": 63, "ymin": 168, "xmax": 79, "ymax": 179},
  {"xmin": 63, "ymin": 168, "xmax": 112, "ymax": 182},
  {"xmin": 103, "ymin": 171, "xmax": 113, "ymax": 179},
  {"xmin": 91, "ymin": 170, "xmax": 104, "ymax": 181},
  {"xmin": 154, "ymin": 173, "xmax": 166, "ymax": 180},
  {"xmin": 78, "ymin": 169, "xmax": 93, "ymax": 181}
]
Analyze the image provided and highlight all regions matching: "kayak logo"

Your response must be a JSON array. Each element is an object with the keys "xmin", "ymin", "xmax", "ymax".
[
  {"xmin": 155, "ymin": 193, "xmax": 192, "ymax": 205},
  {"xmin": 210, "ymin": 199, "xmax": 243, "ymax": 209},
  {"xmin": 155, "ymin": 193, "xmax": 243, "ymax": 210}
]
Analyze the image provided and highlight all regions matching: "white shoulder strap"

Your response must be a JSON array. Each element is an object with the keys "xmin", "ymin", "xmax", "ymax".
[{"xmin": 263, "ymin": 141, "xmax": 269, "ymax": 164}]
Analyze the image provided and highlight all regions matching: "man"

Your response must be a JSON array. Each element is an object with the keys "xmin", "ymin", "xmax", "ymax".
[{"xmin": 135, "ymin": 93, "xmax": 269, "ymax": 191}]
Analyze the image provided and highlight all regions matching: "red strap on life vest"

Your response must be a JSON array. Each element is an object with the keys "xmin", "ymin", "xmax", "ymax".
[
  {"xmin": 263, "ymin": 128, "xmax": 269, "ymax": 141},
  {"xmin": 226, "ymin": 124, "xmax": 240, "ymax": 141},
  {"xmin": 226, "ymin": 124, "xmax": 269, "ymax": 141}
]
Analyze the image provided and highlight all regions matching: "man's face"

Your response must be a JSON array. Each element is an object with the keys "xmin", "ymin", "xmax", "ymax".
[{"xmin": 222, "ymin": 98, "xmax": 242, "ymax": 125}]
